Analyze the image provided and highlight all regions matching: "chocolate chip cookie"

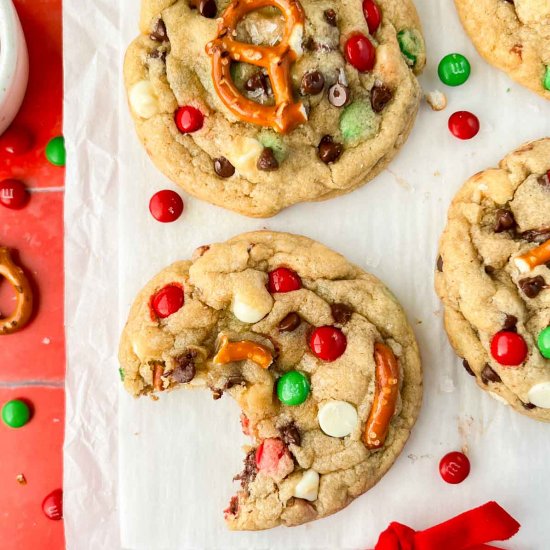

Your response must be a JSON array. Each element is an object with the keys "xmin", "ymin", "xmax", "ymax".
[
  {"xmin": 454, "ymin": 0, "xmax": 550, "ymax": 99},
  {"xmin": 119, "ymin": 231, "xmax": 422, "ymax": 529},
  {"xmin": 436, "ymin": 139, "xmax": 550, "ymax": 421},
  {"xmin": 124, "ymin": 0, "xmax": 425, "ymax": 217}
]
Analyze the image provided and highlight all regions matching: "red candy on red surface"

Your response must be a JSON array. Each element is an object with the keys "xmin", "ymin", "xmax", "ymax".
[
  {"xmin": 490, "ymin": 331, "xmax": 528, "ymax": 366},
  {"xmin": 175, "ymin": 106, "xmax": 204, "ymax": 133},
  {"xmin": 0, "ymin": 126, "xmax": 33, "ymax": 155},
  {"xmin": 362, "ymin": 0, "xmax": 381, "ymax": 34},
  {"xmin": 344, "ymin": 33, "xmax": 376, "ymax": 72},
  {"xmin": 151, "ymin": 284, "xmax": 184, "ymax": 319},
  {"xmin": 309, "ymin": 326, "xmax": 347, "ymax": 361},
  {"xmin": 268, "ymin": 267, "xmax": 302, "ymax": 293},
  {"xmin": 448, "ymin": 110, "xmax": 480, "ymax": 140},
  {"xmin": 439, "ymin": 451, "xmax": 470, "ymax": 484},
  {"xmin": 0, "ymin": 179, "xmax": 30, "ymax": 210},
  {"xmin": 42, "ymin": 488, "xmax": 63, "ymax": 520},
  {"xmin": 149, "ymin": 189, "xmax": 184, "ymax": 223}
]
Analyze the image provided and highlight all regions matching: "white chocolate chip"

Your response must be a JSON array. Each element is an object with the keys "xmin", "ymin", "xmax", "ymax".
[
  {"xmin": 514, "ymin": 256, "xmax": 531, "ymax": 273},
  {"xmin": 293, "ymin": 469, "xmax": 319, "ymax": 501},
  {"xmin": 288, "ymin": 24, "xmax": 304, "ymax": 56},
  {"xmin": 232, "ymin": 286, "xmax": 273, "ymax": 323},
  {"xmin": 425, "ymin": 90, "xmax": 447, "ymax": 111},
  {"xmin": 317, "ymin": 400, "xmax": 358, "ymax": 438},
  {"xmin": 226, "ymin": 137, "xmax": 263, "ymax": 178},
  {"xmin": 528, "ymin": 382, "xmax": 550, "ymax": 408},
  {"xmin": 129, "ymin": 80, "xmax": 159, "ymax": 119}
]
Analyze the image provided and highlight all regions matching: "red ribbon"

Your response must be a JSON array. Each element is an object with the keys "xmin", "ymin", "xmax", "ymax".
[{"xmin": 374, "ymin": 501, "xmax": 520, "ymax": 550}]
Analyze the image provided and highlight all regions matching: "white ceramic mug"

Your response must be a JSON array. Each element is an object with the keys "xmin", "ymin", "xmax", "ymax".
[{"xmin": 0, "ymin": 0, "xmax": 28, "ymax": 136}]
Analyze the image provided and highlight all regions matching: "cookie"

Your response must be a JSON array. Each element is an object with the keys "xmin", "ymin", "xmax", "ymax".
[
  {"xmin": 124, "ymin": 0, "xmax": 425, "ymax": 217},
  {"xmin": 454, "ymin": 0, "xmax": 550, "ymax": 100},
  {"xmin": 119, "ymin": 231, "xmax": 422, "ymax": 529},
  {"xmin": 435, "ymin": 139, "xmax": 550, "ymax": 421}
]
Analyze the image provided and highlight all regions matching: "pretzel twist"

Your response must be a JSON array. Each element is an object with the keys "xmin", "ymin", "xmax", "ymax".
[
  {"xmin": 514, "ymin": 239, "xmax": 550, "ymax": 273},
  {"xmin": 363, "ymin": 343, "xmax": 400, "ymax": 450},
  {"xmin": 0, "ymin": 247, "xmax": 33, "ymax": 335},
  {"xmin": 206, "ymin": 0, "xmax": 307, "ymax": 134}
]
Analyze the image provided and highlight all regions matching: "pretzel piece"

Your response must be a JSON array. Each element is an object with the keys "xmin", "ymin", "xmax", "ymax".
[
  {"xmin": 206, "ymin": 0, "xmax": 307, "ymax": 133},
  {"xmin": 213, "ymin": 335, "xmax": 273, "ymax": 369},
  {"xmin": 363, "ymin": 343, "xmax": 400, "ymax": 450},
  {"xmin": 0, "ymin": 247, "xmax": 33, "ymax": 335},
  {"xmin": 514, "ymin": 239, "xmax": 550, "ymax": 273}
]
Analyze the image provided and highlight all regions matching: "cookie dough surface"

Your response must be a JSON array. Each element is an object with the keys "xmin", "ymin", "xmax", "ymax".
[
  {"xmin": 119, "ymin": 231, "xmax": 422, "ymax": 529},
  {"xmin": 436, "ymin": 139, "xmax": 550, "ymax": 421},
  {"xmin": 454, "ymin": 0, "xmax": 550, "ymax": 99},
  {"xmin": 124, "ymin": 0, "xmax": 425, "ymax": 217}
]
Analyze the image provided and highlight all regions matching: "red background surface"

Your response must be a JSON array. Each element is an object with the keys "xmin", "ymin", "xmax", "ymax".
[{"xmin": 0, "ymin": 1, "xmax": 65, "ymax": 548}]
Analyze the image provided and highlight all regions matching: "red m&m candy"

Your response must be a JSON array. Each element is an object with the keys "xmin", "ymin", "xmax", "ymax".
[
  {"xmin": 345, "ymin": 33, "xmax": 376, "ymax": 72},
  {"xmin": 175, "ymin": 106, "xmax": 204, "ymax": 133},
  {"xmin": 149, "ymin": 190, "xmax": 184, "ymax": 222},
  {"xmin": 0, "ymin": 126, "xmax": 33, "ymax": 155},
  {"xmin": 42, "ymin": 489, "xmax": 63, "ymax": 520},
  {"xmin": 0, "ymin": 179, "xmax": 30, "ymax": 210},
  {"xmin": 362, "ymin": 0, "xmax": 381, "ymax": 34},
  {"xmin": 268, "ymin": 267, "xmax": 302, "ymax": 293},
  {"xmin": 151, "ymin": 284, "xmax": 184, "ymax": 319},
  {"xmin": 439, "ymin": 451, "xmax": 470, "ymax": 484},
  {"xmin": 309, "ymin": 326, "xmax": 347, "ymax": 361},
  {"xmin": 448, "ymin": 110, "xmax": 479, "ymax": 140},
  {"xmin": 490, "ymin": 331, "xmax": 528, "ymax": 366}
]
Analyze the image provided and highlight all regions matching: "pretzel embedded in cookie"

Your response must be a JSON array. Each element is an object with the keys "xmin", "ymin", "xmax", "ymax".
[
  {"xmin": 363, "ymin": 343, "xmax": 400, "ymax": 449},
  {"xmin": 213, "ymin": 334, "xmax": 273, "ymax": 369},
  {"xmin": 0, "ymin": 247, "xmax": 33, "ymax": 335},
  {"xmin": 514, "ymin": 239, "xmax": 550, "ymax": 273},
  {"xmin": 205, "ymin": 0, "xmax": 308, "ymax": 133}
]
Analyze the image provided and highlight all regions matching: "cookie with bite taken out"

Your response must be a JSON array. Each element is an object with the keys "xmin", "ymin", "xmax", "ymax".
[
  {"xmin": 436, "ymin": 138, "xmax": 550, "ymax": 421},
  {"xmin": 119, "ymin": 231, "xmax": 422, "ymax": 529},
  {"xmin": 124, "ymin": 0, "xmax": 425, "ymax": 217}
]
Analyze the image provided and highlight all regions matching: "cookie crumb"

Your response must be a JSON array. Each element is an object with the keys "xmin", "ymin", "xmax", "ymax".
[
  {"xmin": 16, "ymin": 474, "xmax": 27, "ymax": 485},
  {"xmin": 425, "ymin": 90, "xmax": 447, "ymax": 111}
]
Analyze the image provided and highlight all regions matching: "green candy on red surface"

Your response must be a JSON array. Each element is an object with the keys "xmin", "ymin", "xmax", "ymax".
[
  {"xmin": 538, "ymin": 326, "xmax": 550, "ymax": 359},
  {"xmin": 438, "ymin": 53, "xmax": 471, "ymax": 87},
  {"xmin": 397, "ymin": 29, "xmax": 423, "ymax": 68},
  {"xmin": 277, "ymin": 370, "xmax": 310, "ymax": 406},
  {"xmin": 45, "ymin": 136, "xmax": 66, "ymax": 167},
  {"xmin": 2, "ymin": 399, "xmax": 31, "ymax": 428},
  {"xmin": 543, "ymin": 66, "xmax": 550, "ymax": 92}
]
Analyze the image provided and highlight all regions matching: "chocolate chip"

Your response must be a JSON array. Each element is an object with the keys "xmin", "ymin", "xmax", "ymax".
[
  {"xmin": 280, "ymin": 422, "xmax": 301, "ymax": 447},
  {"xmin": 214, "ymin": 156, "xmax": 235, "ymax": 178},
  {"xmin": 462, "ymin": 359, "xmax": 475, "ymax": 376},
  {"xmin": 522, "ymin": 401, "xmax": 537, "ymax": 410},
  {"xmin": 301, "ymin": 71, "xmax": 325, "ymax": 95},
  {"xmin": 278, "ymin": 312, "xmax": 301, "ymax": 332},
  {"xmin": 226, "ymin": 496, "xmax": 239, "ymax": 516},
  {"xmin": 148, "ymin": 49, "xmax": 167, "ymax": 62},
  {"xmin": 257, "ymin": 148, "xmax": 279, "ymax": 171},
  {"xmin": 244, "ymin": 71, "xmax": 269, "ymax": 95},
  {"xmin": 518, "ymin": 275, "xmax": 547, "ymax": 298},
  {"xmin": 519, "ymin": 228, "xmax": 550, "ymax": 243},
  {"xmin": 436, "ymin": 255, "xmax": 443, "ymax": 272},
  {"xmin": 370, "ymin": 84, "xmax": 393, "ymax": 113},
  {"xmin": 318, "ymin": 135, "xmax": 342, "ymax": 164},
  {"xmin": 150, "ymin": 19, "xmax": 168, "ymax": 42},
  {"xmin": 331, "ymin": 303, "xmax": 353, "ymax": 324},
  {"xmin": 233, "ymin": 449, "xmax": 257, "ymax": 490},
  {"xmin": 484, "ymin": 265, "xmax": 496, "ymax": 275},
  {"xmin": 502, "ymin": 314, "xmax": 518, "ymax": 332},
  {"xmin": 171, "ymin": 351, "xmax": 197, "ymax": 383},
  {"xmin": 537, "ymin": 171, "xmax": 550, "ymax": 189},
  {"xmin": 328, "ymin": 83, "xmax": 349, "ymax": 107},
  {"xmin": 199, "ymin": 0, "xmax": 217, "ymax": 17},
  {"xmin": 494, "ymin": 209, "xmax": 516, "ymax": 233},
  {"xmin": 481, "ymin": 364, "xmax": 502, "ymax": 384},
  {"xmin": 324, "ymin": 8, "xmax": 337, "ymax": 26}
]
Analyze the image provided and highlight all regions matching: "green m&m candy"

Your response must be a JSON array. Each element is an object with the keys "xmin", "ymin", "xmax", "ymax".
[
  {"xmin": 543, "ymin": 66, "xmax": 550, "ymax": 91},
  {"xmin": 45, "ymin": 136, "xmax": 66, "ymax": 167},
  {"xmin": 438, "ymin": 53, "xmax": 471, "ymax": 87},
  {"xmin": 277, "ymin": 370, "xmax": 310, "ymax": 406},
  {"xmin": 538, "ymin": 326, "xmax": 550, "ymax": 359},
  {"xmin": 2, "ymin": 399, "xmax": 31, "ymax": 428}
]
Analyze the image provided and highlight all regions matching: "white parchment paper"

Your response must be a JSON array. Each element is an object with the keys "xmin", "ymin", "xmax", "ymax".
[{"xmin": 64, "ymin": 0, "xmax": 550, "ymax": 548}]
